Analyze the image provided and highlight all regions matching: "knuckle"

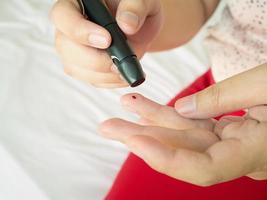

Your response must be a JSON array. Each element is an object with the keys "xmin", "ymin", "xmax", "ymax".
[
  {"xmin": 207, "ymin": 85, "xmax": 222, "ymax": 111},
  {"xmin": 71, "ymin": 19, "xmax": 87, "ymax": 40},
  {"xmin": 49, "ymin": 0, "xmax": 66, "ymax": 24}
]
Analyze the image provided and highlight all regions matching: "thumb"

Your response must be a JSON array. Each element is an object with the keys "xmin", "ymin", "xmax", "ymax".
[
  {"xmin": 175, "ymin": 64, "xmax": 267, "ymax": 119},
  {"xmin": 116, "ymin": 0, "xmax": 159, "ymax": 35}
]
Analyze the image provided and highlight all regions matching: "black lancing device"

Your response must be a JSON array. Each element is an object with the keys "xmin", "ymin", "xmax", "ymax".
[{"xmin": 81, "ymin": 0, "xmax": 145, "ymax": 87}]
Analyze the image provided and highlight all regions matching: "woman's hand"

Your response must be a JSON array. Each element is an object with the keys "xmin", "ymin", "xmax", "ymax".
[
  {"xmin": 50, "ymin": 0, "xmax": 163, "ymax": 88},
  {"xmin": 99, "ymin": 93, "xmax": 267, "ymax": 186},
  {"xmin": 100, "ymin": 64, "xmax": 267, "ymax": 186},
  {"xmin": 175, "ymin": 63, "xmax": 267, "ymax": 119}
]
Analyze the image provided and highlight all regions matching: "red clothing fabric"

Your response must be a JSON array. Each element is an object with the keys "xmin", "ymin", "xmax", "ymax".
[{"xmin": 105, "ymin": 70, "xmax": 267, "ymax": 200}]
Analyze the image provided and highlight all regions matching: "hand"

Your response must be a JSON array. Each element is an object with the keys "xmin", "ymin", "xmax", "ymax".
[
  {"xmin": 99, "ymin": 93, "xmax": 267, "ymax": 186},
  {"xmin": 175, "ymin": 63, "xmax": 267, "ymax": 118},
  {"xmin": 50, "ymin": 0, "xmax": 163, "ymax": 88}
]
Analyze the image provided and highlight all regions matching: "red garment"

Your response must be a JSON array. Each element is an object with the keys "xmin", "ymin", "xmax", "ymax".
[{"xmin": 105, "ymin": 70, "xmax": 267, "ymax": 200}]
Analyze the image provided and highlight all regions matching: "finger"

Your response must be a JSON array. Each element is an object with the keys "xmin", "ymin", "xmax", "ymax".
[
  {"xmin": 99, "ymin": 118, "xmax": 218, "ymax": 151},
  {"xmin": 51, "ymin": 0, "xmax": 111, "ymax": 48},
  {"xmin": 127, "ymin": 135, "xmax": 252, "ymax": 186},
  {"xmin": 214, "ymin": 116, "xmax": 244, "ymax": 138},
  {"xmin": 219, "ymin": 119, "xmax": 263, "ymax": 142},
  {"xmin": 64, "ymin": 65, "xmax": 126, "ymax": 85},
  {"xmin": 126, "ymin": 135, "xmax": 218, "ymax": 186},
  {"xmin": 55, "ymin": 31, "xmax": 112, "ymax": 73},
  {"xmin": 116, "ymin": 0, "xmax": 160, "ymax": 35},
  {"xmin": 121, "ymin": 93, "xmax": 214, "ymax": 130},
  {"xmin": 138, "ymin": 117, "xmax": 154, "ymax": 126},
  {"xmin": 175, "ymin": 64, "xmax": 267, "ymax": 119},
  {"xmin": 248, "ymin": 105, "xmax": 267, "ymax": 122}
]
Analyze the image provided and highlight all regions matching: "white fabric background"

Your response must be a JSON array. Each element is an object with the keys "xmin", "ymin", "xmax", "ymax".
[{"xmin": 0, "ymin": 0, "xmax": 224, "ymax": 199}]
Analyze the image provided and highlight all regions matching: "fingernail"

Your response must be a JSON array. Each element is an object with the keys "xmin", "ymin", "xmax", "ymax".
[
  {"xmin": 117, "ymin": 11, "xmax": 139, "ymax": 32},
  {"xmin": 175, "ymin": 95, "xmax": 196, "ymax": 115},
  {"xmin": 88, "ymin": 34, "xmax": 108, "ymax": 48}
]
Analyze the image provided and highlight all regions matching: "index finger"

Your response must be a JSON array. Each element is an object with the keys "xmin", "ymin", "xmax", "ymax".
[
  {"xmin": 121, "ymin": 93, "xmax": 214, "ymax": 130},
  {"xmin": 50, "ymin": 0, "xmax": 111, "ymax": 48}
]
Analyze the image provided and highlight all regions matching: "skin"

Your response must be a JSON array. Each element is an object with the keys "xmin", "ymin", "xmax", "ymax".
[
  {"xmin": 100, "ymin": 64, "xmax": 267, "ymax": 186},
  {"xmin": 51, "ymin": 0, "xmax": 267, "ymax": 186},
  {"xmin": 50, "ymin": 0, "xmax": 219, "ymax": 88}
]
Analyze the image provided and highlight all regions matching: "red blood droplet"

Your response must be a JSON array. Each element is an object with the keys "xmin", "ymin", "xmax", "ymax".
[{"xmin": 132, "ymin": 96, "xmax": 137, "ymax": 99}]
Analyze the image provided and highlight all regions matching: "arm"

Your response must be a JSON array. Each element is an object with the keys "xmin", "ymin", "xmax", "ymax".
[{"xmin": 149, "ymin": 0, "xmax": 220, "ymax": 51}]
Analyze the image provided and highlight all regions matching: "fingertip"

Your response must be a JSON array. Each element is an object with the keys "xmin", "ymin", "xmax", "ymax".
[
  {"xmin": 51, "ymin": 0, "xmax": 112, "ymax": 48},
  {"xmin": 120, "ymin": 94, "xmax": 145, "ymax": 113},
  {"xmin": 98, "ymin": 120, "xmax": 111, "ymax": 136},
  {"xmin": 120, "ymin": 93, "xmax": 142, "ymax": 105},
  {"xmin": 99, "ymin": 118, "xmax": 122, "ymax": 136},
  {"xmin": 116, "ymin": 10, "xmax": 141, "ymax": 35}
]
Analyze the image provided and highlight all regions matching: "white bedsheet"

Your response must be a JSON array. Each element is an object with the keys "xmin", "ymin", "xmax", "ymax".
[{"xmin": 0, "ymin": 0, "xmax": 224, "ymax": 199}]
